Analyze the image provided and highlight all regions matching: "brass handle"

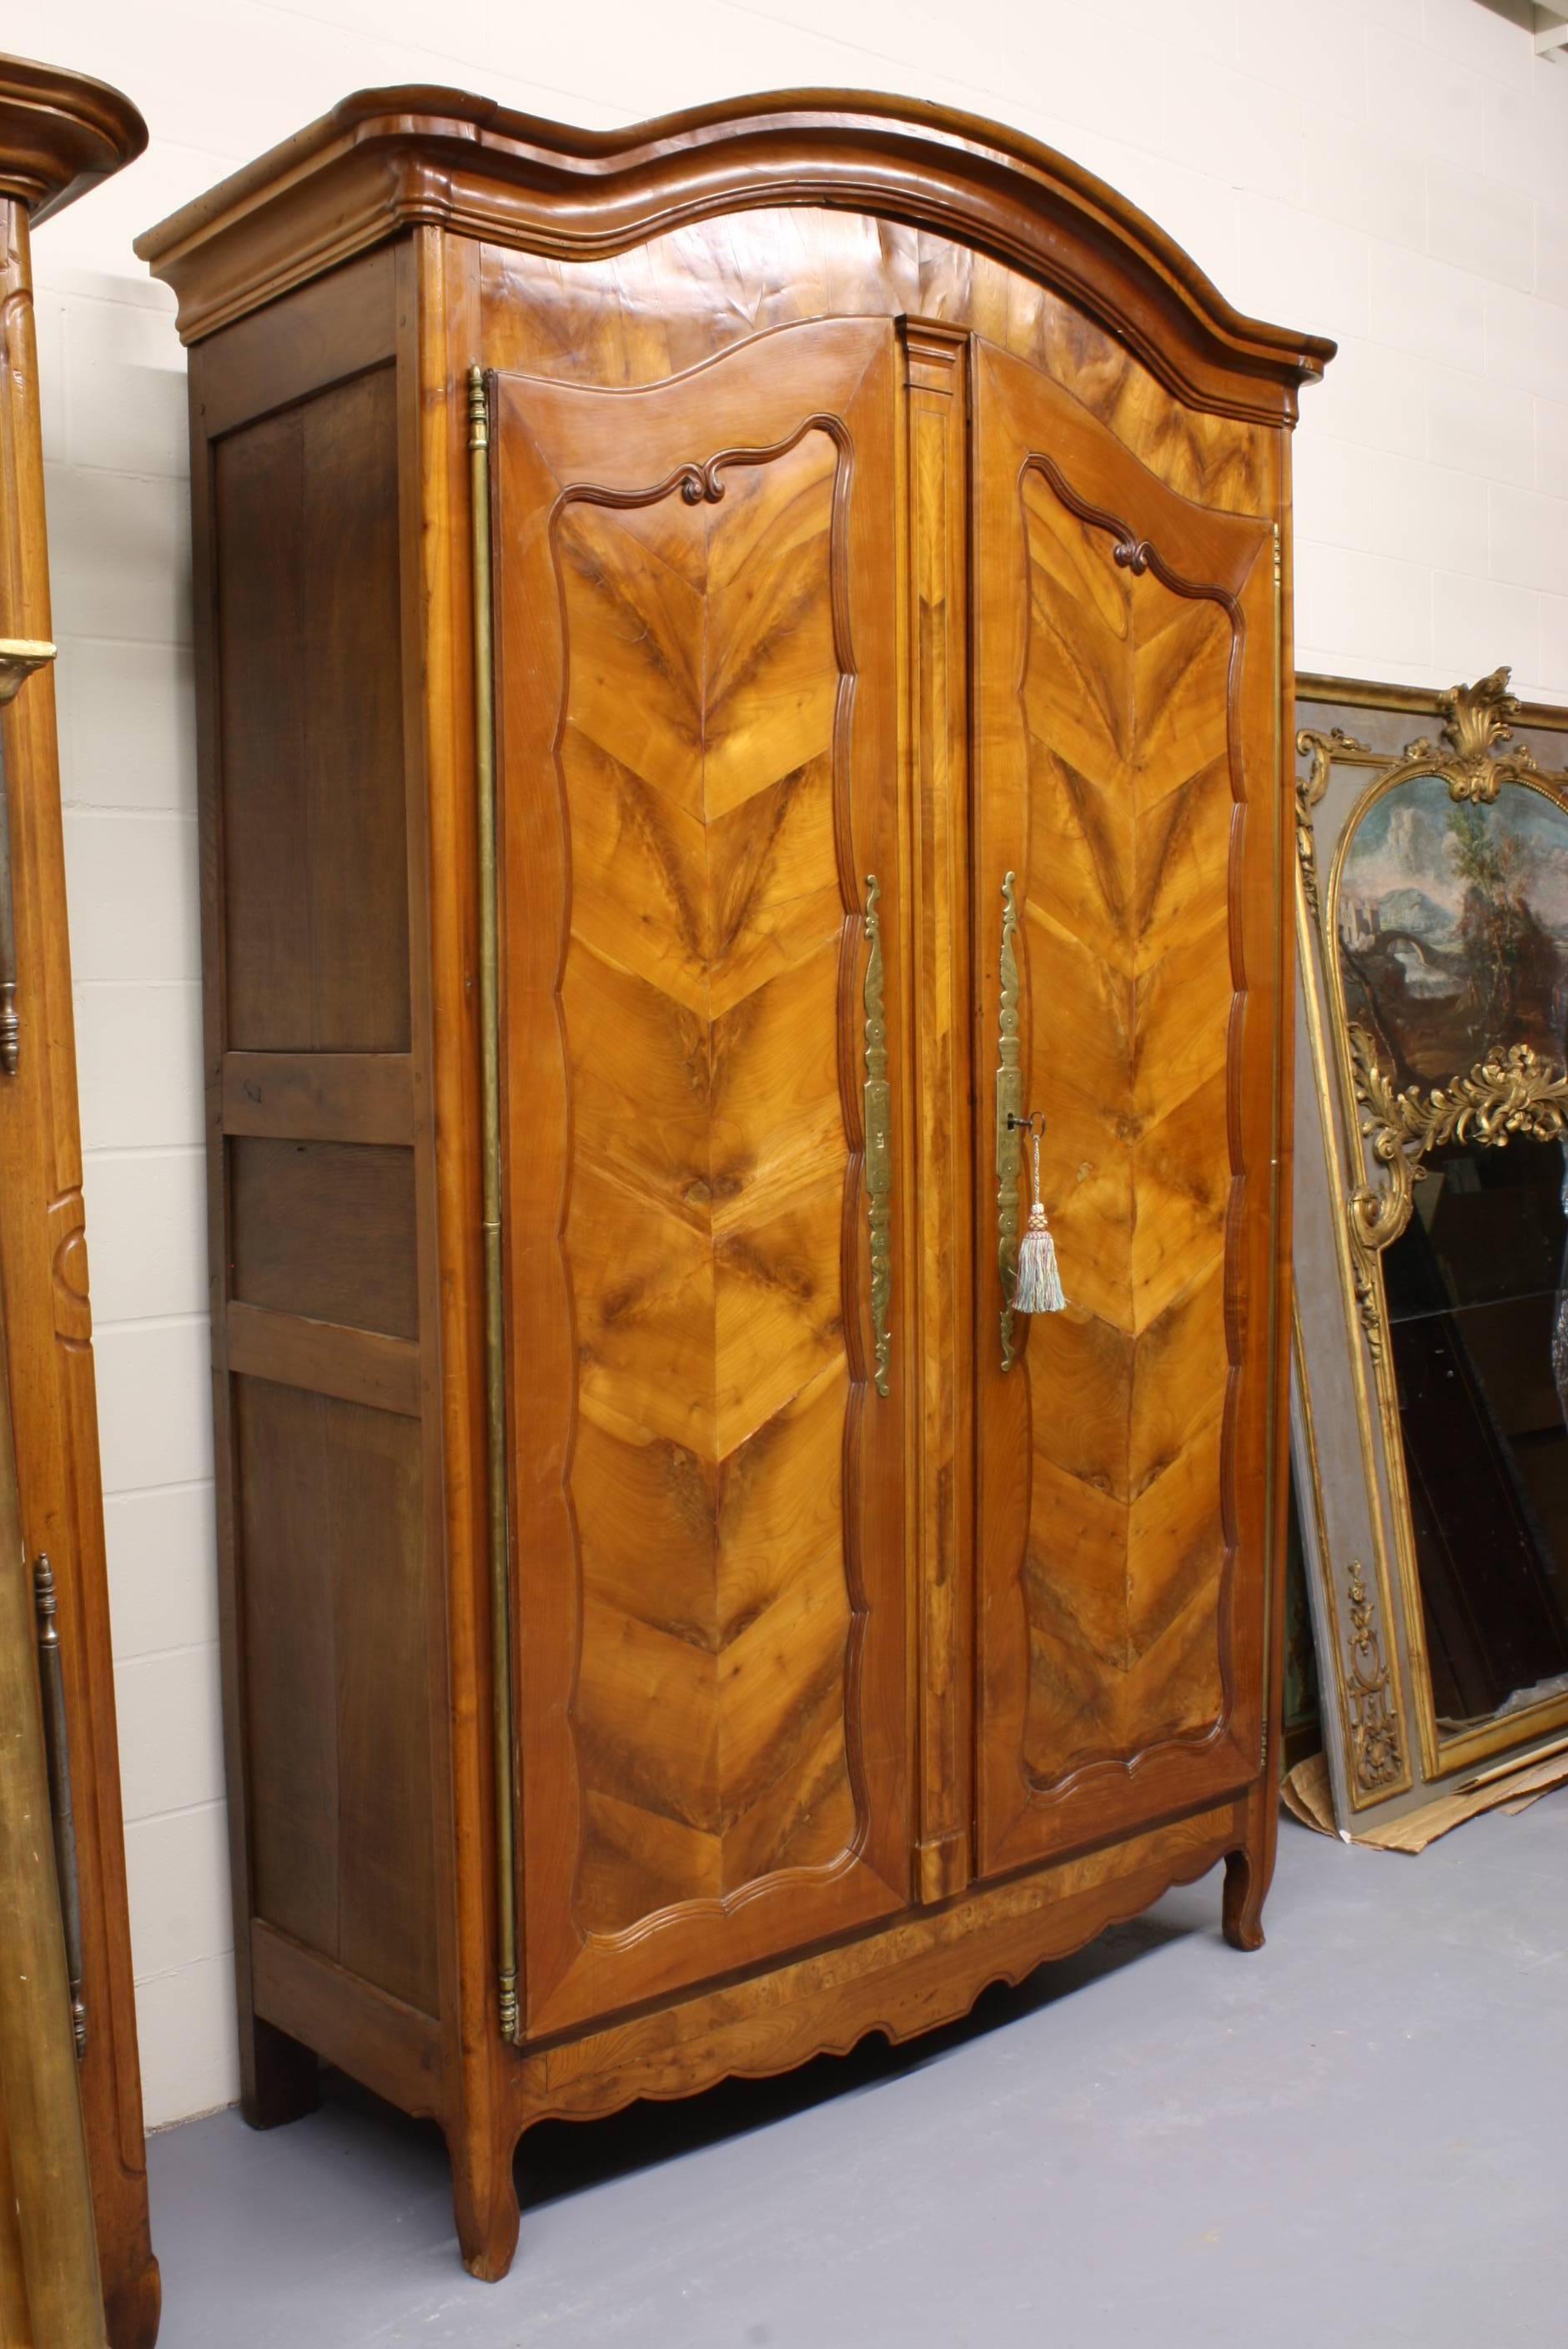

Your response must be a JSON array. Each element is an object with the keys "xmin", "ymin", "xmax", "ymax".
[
  {"xmin": 0, "ymin": 639, "xmax": 58, "ymax": 1077},
  {"xmin": 33, "ymin": 1556, "xmax": 87, "ymax": 2059},
  {"xmin": 864, "ymin": 875, "xmax": 892, "ymax": 1397},
  {"xmin": 998, "ymin": 872, "xmax": 1024, "ymax": 1371}
]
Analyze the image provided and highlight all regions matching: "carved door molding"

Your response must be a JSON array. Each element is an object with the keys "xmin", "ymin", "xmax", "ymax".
[
  {"xmin": 969, "ymin": 341, "xmax": 1280, "ymax": 1874},
  {"xmin": 492, "ymin": 318, "xmax": 912, "ymax": 2035}
]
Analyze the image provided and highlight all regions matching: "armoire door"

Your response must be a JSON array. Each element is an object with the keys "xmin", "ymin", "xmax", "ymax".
[
  {"xmin": 491, "ymin": 319, "xmax": 912, "ymax": 2036},
  {"xmin": 970, "ymin": 340, "xmax": 1284, "ymax": 1877}
]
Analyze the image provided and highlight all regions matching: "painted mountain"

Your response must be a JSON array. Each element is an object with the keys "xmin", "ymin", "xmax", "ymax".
[{"xmin": 1335, "ymin": 774, "xmax": 1568, "ymax": 1087}]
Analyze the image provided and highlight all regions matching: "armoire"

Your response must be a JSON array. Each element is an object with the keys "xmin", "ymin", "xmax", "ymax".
[{"xmin": 138, "ymin": 88, "xmax": 1331, "ymax": 2279}]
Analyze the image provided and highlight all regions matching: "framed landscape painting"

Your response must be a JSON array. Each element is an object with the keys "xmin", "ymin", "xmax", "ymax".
[{"xmin": 1293, "ymin": 671, "xmax": 1568, "ymax": 1829}]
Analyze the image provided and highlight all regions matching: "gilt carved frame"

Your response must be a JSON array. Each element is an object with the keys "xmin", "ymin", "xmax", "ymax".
[{"xmin": 1293, "ymin": 669, "xmax": 1568, "ymax": 1826}]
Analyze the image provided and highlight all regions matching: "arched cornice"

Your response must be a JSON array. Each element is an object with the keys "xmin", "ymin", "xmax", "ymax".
[
  {"xmin": 0, "ymin": 53, "xmax": 146, "ymax": 223},
  {"xmin": 135, "ymin": 85, "xmax": 1333, "ymax": 420}
]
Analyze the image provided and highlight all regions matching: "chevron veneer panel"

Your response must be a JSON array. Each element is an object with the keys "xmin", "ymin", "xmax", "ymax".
[
  {"xmin": 1016, "ymin": 470, "xmax": 1232, "ymax": 1789},
  {"xmin": 493, "ymin": 319, "xmax": 911, "ymax": 2037},
  {"xmin": 555, "ymin": 435, "xmax": 859, "ymax": 1933},
  {"xmin": 970, "ymin": 339, "xmax": 1277, "ymax": 1882}
]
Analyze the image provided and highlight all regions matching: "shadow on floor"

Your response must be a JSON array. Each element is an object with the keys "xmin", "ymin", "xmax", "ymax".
[
  {"xmin": 315, "ymin": 1903, "xmax": 1194, "ymax": 2217},
  {"xmin": 520, "ymin": 1908, "xmax": 1190, "ymax": 2208}
]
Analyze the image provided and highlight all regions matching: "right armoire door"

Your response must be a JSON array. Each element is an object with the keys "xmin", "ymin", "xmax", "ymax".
[{"xmin": 970, "ymin": 340, "xmax": 1284, "ymax": 1878}]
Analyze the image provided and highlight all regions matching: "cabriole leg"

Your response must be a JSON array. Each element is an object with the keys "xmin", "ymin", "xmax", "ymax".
[
  {"xmin": 449, "ymin": 2119, "xmax": 521, "ymax": 2282},
  {"xmin": 1222, "ymin": 1777, "xmax": 1278, "ymax": 1952}
]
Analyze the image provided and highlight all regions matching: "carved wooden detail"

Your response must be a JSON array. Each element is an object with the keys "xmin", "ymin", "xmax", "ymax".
[
  {"xmin": 47, "ymin": 1189, "xmax": 92, "ymax": 1343},
  {"xmin": 1294, "ymin": 726, "xmax": 1369, "ymax": 922},
  {"xmin": 1343, "ymin": 1560, "xmax": 1404, "ymax": 1793},
  {"xmin": 972, "ymin": 340, "xmax": 1279, "ymax": 1877},
  {"xmin": 134, "ymin": 89, "xmax": 1334, "ymax": 423},
  {"xmin": 555, "ymin": 423, "xmax": 865, "ymax": 1937},
  {"xmin": 495, "ymin": 318, "xmax": 911, "ymax": 2037},
  {"xmin": 1016, "ymin": 461, "xmax": 1235, "ymax": 1790}
]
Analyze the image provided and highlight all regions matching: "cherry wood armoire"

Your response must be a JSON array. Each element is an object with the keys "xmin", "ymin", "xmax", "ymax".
[{"xmin": 139, "ymin": 89, "xmax": 1331, "ymax": 2280}]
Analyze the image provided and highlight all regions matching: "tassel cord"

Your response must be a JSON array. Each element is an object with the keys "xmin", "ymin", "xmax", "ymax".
[{"xmin": 1013, "ymin": 1122, "xmax": 1067, "ymax": 1315}]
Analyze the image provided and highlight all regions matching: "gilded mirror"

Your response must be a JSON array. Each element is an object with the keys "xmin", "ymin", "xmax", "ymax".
[{"xmin": 1293, "ymin": 670, "xmax": 1568, "ymax": 1826}]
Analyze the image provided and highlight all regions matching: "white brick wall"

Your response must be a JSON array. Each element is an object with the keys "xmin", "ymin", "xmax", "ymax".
[{"xmin": 25, "ymin": 0, "xmax": 1568, "ymax": 2128}]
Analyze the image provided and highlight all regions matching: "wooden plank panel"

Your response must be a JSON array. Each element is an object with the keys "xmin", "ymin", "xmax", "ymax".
[
  {"xmin": 221, "ymin": 1051, "xmax": 414, "ymax": 1144},
  {"xmin": 215, "ymin": 365, "xmax": 408, "ymax": 1051},
  {"xmin": 251, "ymin": 1922, "xmax": 442, "ymax": 2120},
  {"xmin": 237, "ymin": 1383, "xmax": 438, "ymax": 2014},
  {"xmin": 226, "ymin": 1300, "xmax": 420, "ymax": 1416},
  {"xmin": 197, "ymin": 246, "xmax": 396, "ymax": 440},
  {"xmin": 229, "ymin": 1137, "xmax": 419, "ymax": 1339},
  {"xmin": 236, "ymin": 1377, "xmax": 339, "ymax": 1960},
  {"xmin": 329, "ymin": 1403, "xmax": 438, "ymax": 2010},
  {"xmin": 214, "ymin": 401, "xmax": 309, "ymax": 1045},
  {"xmin": 303, "ymin": 369, "xmax": 410, "ymax": 1049}
]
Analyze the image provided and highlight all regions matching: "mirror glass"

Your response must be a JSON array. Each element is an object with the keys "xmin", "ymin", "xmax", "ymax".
[
  {"xmin": 1337, "ymin": 773, "xmax": 1568, "ymax": 1732},
  {"xmin": 1380, "ymin": 1134, "xmax": 1568, "ymax": 1728}
]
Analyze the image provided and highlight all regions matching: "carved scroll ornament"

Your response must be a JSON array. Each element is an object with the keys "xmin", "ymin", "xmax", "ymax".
[
  {"xmin": 1396, "ymin": 666, "xmax": 1539, "ymax": 806},
  {"xmin": 1346, "ymin": 1026, "xmax": 1568, "ymax": 1360},
  {"xmin": 1294, "ymin": 725, "xmax": 1369, "ymax": 921},
  {"xmin": 1344, "ymin": 1558, "xmax": 1404, "ymax": 1793}
]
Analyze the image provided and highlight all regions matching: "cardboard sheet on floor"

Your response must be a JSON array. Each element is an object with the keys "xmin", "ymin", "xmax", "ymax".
[{"xmin": 1283, "ymin": 1748, "xmax": 1568, "ymax": 1850}]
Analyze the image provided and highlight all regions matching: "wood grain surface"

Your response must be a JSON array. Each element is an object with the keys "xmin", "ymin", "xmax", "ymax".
[
  {"xmin": 134, "ymin": 86, "xmax": 1334, "ymax": 422},
  {"xmin": 495, "ymin": 318, "xmax": 912, "ymax": 2036},
  {"xmin": 480, "ymin": 212, "xmax": 1279, "ymax": 522},
  {"xmin": 972, "ymin": 340, "xmax": 1279, "ymax": 1875},
  {"xmin": 154, "ymin": 87, "xmax": 1317, "ymax": 2285},
  {"xmin": 0, "ymin": 178, "xmax": 158, "ymax": 2344}
]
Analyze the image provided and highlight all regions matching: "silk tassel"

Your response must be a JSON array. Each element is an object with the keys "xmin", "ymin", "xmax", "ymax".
[{"xmin": 1013, "ymin": 1126, "xmax": 1066, "ymax": 1315}]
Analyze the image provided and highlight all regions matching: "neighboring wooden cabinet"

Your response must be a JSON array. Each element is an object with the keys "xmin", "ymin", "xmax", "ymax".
[
  {"xmin": 138, "ymin": 89, "xmax": 1331, "ymax": 2281},
  {"xmin": 0, "ymin": 55, "xmax": 158, "ymax": 2349}
]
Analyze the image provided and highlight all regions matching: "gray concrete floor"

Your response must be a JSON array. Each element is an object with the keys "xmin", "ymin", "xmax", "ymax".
[{"xmin": 146, "ymin": 1799, "xmax": 1568, "ymax": 2346}]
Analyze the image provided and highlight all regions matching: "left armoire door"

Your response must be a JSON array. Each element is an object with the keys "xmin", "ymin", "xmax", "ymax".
[{"xmin": 493, "ymin": 316, "xmax": 913, "ymax": 2037}]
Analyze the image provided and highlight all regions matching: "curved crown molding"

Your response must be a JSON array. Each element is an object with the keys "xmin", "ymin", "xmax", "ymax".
[
  {"xmin": 134, "ymin": 85, "xmax": 1334, "ymax": 420},
  {"xmin": 0, "ymin": 52, "xmax": 147, "ymax": 223}
]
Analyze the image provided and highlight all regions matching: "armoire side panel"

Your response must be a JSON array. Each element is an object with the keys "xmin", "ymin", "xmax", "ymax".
[
  {"xmin": 229, "ymin": 1138, "xmax": 420, "ymax": 1338},
  {"xmin": 235, "ymin": 1377, "xmax": 437, "ymax": 2011},
  {"xmin": 206, "ymin": 333, "xmax": 440, "ymax": 2031},
  {"xmin": 214, "ymin": 364, "xmax": 410, "ymax": 1052}
]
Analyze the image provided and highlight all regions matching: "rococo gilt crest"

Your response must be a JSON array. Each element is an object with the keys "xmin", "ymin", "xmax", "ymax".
[
  {"xmin": 1295, "ymin": 667, "xmax": 1542, "ymax": 921},
  {"xmin": 1396, "ymin": 665, "xmax": 1539, "ymax": 806}
]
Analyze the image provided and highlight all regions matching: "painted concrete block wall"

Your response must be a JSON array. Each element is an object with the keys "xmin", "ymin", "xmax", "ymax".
[{"xmin": 24, "ymin": 0, "xmax": 1568, "ymax": 2126}]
